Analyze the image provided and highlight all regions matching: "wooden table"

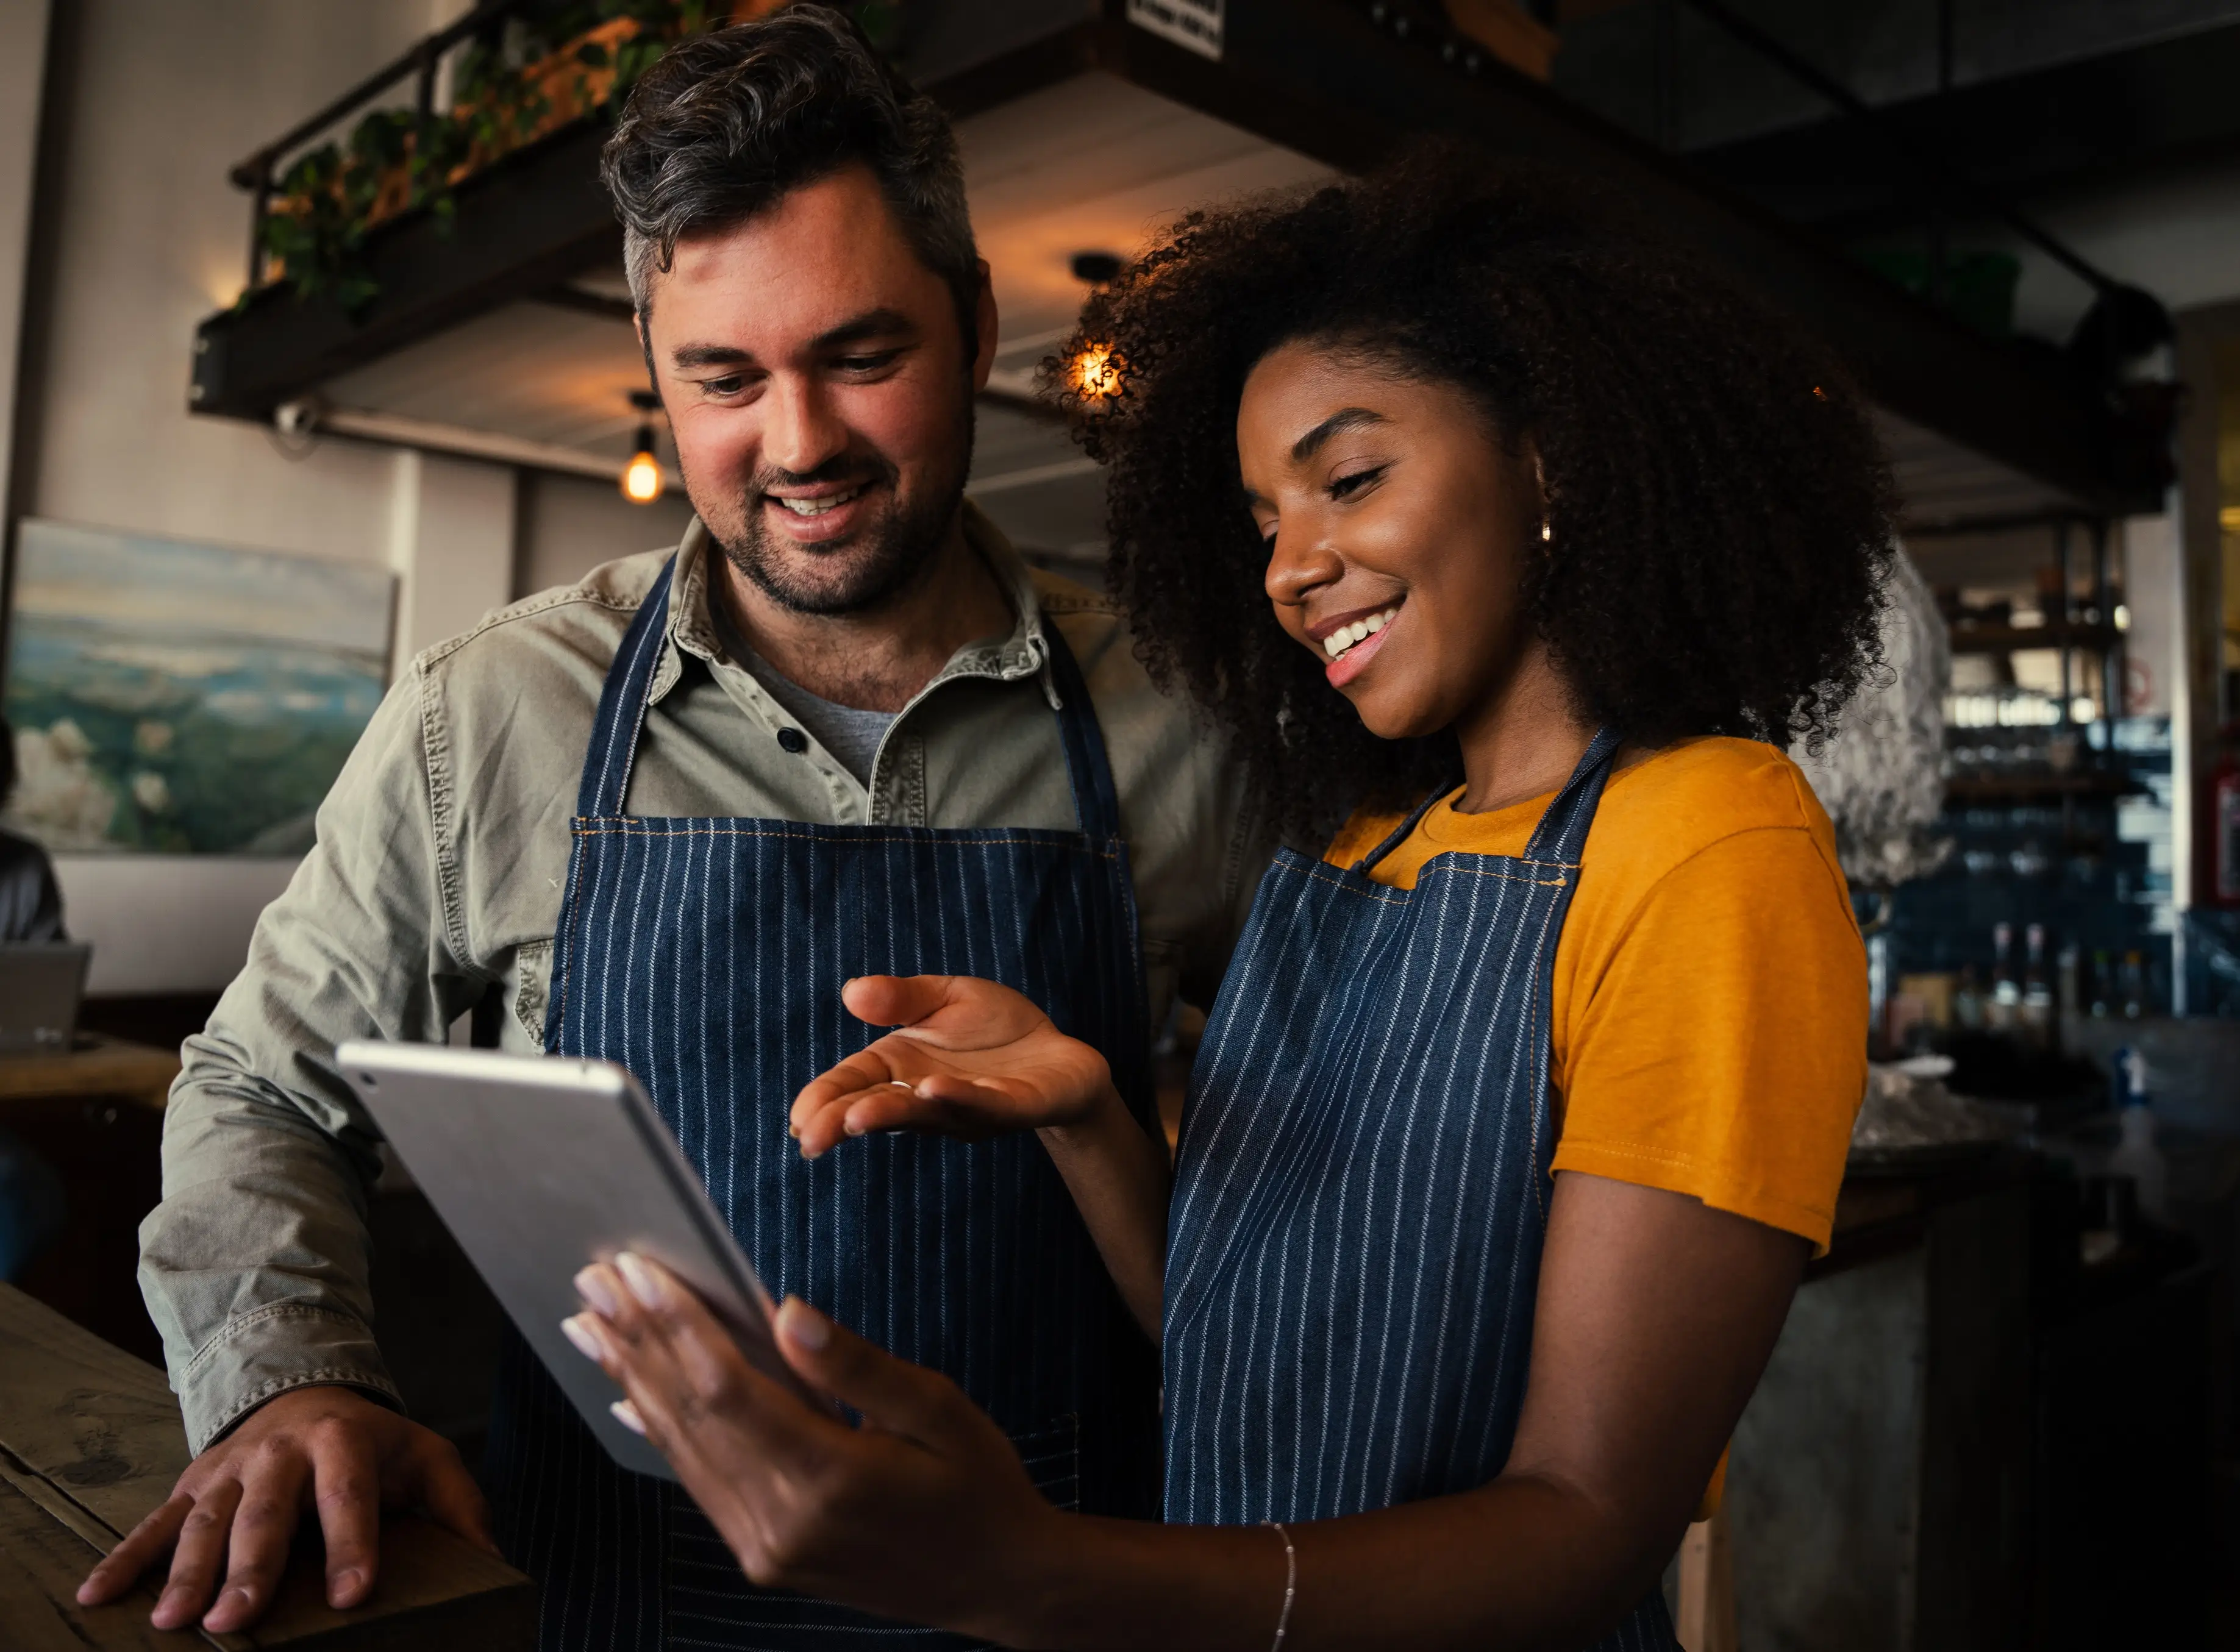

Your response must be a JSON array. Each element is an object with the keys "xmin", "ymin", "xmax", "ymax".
[
  {"xmin": 0, "ymin": 1283, "xmax": 532, "ymax": 1649},
  {"xmin": 0, "ymin": 1036, "xmax": 182, "ymax": 1113}
]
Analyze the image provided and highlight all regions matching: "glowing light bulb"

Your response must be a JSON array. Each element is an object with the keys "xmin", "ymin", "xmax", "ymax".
[
  {"xmin": 621, "ymin": 433, "xmax": 663, "ymax": 505},
  {"xmin": 1072, "ymin": 342, "xmax": 1123, "ymax": 402}
]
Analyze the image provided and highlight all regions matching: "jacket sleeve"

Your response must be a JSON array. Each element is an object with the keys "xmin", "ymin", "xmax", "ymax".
[{"xmin": 139, "ymin": 661, "xmax": 488, "ymax": 1453}]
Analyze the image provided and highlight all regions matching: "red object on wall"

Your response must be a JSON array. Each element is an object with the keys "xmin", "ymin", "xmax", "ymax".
[{"xmin": 2213, "ymin": 722, "xmax": 2240, "ymax": 907}]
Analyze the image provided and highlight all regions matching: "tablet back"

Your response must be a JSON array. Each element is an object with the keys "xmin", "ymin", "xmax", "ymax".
[{"xmin": 336, "ymin": 1041, "xmax": 788, "ymax": 1481}]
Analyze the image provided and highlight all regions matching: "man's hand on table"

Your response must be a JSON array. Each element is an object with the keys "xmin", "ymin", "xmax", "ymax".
[{"xmin": 74, "ymin": 1383, "xmax": 497, "ymax": 1634}]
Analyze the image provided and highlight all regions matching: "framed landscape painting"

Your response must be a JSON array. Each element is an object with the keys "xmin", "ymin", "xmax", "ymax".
[{"xmin": 2, "ymin": 520, "xmax": 394, "ymax": 856}]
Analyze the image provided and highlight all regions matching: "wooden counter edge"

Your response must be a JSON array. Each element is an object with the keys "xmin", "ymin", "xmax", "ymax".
[
  {"xmin": 0, "ymin": 1283, "xmax": 533, "ymax": 1649},
  {"xmin": 0, "ymin": 1034, "xmax": 182, "ymax": 1108}
]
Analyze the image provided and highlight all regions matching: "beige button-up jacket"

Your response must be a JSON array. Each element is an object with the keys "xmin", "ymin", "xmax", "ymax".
[{"xmin": 141, "ymin": 506, "xmax": 1267, "ymax": 1453}]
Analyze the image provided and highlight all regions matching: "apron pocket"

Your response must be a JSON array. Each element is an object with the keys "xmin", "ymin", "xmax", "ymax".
[{"xmin": 1011, "ymin": 1414, "xmax": 1081, "ymax": 1511}]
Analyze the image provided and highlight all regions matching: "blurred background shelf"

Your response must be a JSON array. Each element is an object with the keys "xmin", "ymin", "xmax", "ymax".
[
  {"xmin": 1944, "ymin": 772, "xmax": 2149, "ymax": 805},
  {"xmin": 1949, "ymin": 622, "xmax": 2124, "ymax": 655}
]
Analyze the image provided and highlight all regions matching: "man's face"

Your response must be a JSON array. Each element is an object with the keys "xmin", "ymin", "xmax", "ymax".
[{"xmin": 641, "ymin": 164, "xmax": 997, "ymax": 615}]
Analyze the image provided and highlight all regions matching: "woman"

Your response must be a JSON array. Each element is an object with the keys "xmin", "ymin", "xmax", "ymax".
[{"xmin": 564, "ymin": 154, "xmax": 1888, "ymax": 1650}]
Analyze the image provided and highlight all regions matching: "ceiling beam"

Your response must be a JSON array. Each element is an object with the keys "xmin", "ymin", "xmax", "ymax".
[
  {"xmin": 1683, "ymin": 20, "xmax": 2240, "ymax": 239},
  {"xmin": 1099, "ymin": 0, "xmax": 2152, "ymax": 513}
]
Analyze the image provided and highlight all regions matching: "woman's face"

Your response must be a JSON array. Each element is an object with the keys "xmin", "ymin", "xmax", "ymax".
[{"xmin": 1238, "ymin": 341, "xmax": 1544, "ymax": 742}]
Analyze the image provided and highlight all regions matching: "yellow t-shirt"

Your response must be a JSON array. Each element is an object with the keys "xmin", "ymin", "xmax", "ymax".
[{"xmin": 1322, "ymin": 736, "xmax": 1866, "ymax": 1255}]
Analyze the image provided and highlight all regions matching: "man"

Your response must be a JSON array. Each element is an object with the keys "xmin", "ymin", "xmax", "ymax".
[{"xmin": 81, "ymin": 11, "xmax": 1260, "ymax": 1645}]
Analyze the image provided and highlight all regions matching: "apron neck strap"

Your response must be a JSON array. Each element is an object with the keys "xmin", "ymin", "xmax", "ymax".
[
  {"xmin": 576, "ymin": 558, "xmax": 1127, "ymax": 842},
  {"xmin": 576, "ymin": 556, "xmax": 677, "ymax": 819},
  {"xmin": 1351, "ymin": 781, "xmax": 1454, "ymax": 877},
  {"xmin": 1352, "ymin": 726, "xmax": 1622, "ymax": 877},
  {"xmin": 1038, "ymin": 620, "xmax": 1125, "ymax": 842},
  {"xmin": 1520, "ymin": 726, "xmax": 1623, "ymax": 863}
]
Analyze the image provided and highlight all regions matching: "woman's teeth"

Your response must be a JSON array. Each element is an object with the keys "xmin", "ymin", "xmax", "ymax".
[
  {"xmin": 776, "ymin": 485, "xmax": 866, "ymax": 517},
  {"xmin": 1323, "ymin": 606, "xmax": 1400, "ymax": 660}
]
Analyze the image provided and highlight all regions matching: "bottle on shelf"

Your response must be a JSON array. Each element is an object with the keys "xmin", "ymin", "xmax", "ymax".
[
  {"xmin": 1953, "ymin": 964, "xmax": 1985, "ymax": 1032},
  {"xmin": 2119, "ymin": 950, "xmax": 2147, "ymax": 1020},
  {"xmin": 2021, "ymin": 923, "xmax": 2054, "ymax": 1047},
  {"xmin": 2213, "ymin": 719, "xmax": 2240, "ymax": 906},
  {"xmin": 2108, "ymin": 1047, "xmax": 2168, "ymax": 1223},
  {"xmin": 1989, "ymin": 922, "xmax": 2020, "ymax": 1031}
]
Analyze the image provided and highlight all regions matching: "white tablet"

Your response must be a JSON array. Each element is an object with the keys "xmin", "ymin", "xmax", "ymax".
[{"xmin": 336, "ymin": 1040, "xmax": 807, "ymax": 1481}]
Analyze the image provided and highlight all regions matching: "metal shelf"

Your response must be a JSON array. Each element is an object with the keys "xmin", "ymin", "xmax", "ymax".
[
  {"xmin": 1947, "ymin": 622, "xmax": 2121, "ymax": 655},
  {"xmin": 1944, "ymin": 771, "xmax": 2144, "ymax": 804}
]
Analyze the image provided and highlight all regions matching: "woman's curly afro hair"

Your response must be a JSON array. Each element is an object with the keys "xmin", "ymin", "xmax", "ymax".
[{"xmin": 1052, "ymin": 148, "xmax": 1896, "ymax": 842}]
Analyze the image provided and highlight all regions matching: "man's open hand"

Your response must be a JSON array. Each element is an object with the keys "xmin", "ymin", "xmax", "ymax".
[{"xmin": 75, "ymin": 1383, "xmax": 495, "ymax": 1634}]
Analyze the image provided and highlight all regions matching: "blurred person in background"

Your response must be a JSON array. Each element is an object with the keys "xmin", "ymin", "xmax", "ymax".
[
  {"xmin": 0, "ymin": 713, "xmax": 66, "ymax": 943},
  {"xmin": 0, "ymin": 713, "xmax": 70, "ymax": 1280}
]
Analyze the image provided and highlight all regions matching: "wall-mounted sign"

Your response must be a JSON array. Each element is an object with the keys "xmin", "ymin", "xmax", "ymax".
[
  {"xmin": 1129, "ymin": 0, "xmax": 1223, "ymax": 61},
  {"xmin": 2, "ymin": 520, "xmax": 394, "ymax": 856}
]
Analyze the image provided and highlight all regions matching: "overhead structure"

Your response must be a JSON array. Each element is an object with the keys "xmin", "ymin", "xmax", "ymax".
[{"xmin": 186, "ymin": 0, "xmax": 2170, "ymax": 549}]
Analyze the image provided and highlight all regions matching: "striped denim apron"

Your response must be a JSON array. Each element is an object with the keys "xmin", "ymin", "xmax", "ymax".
[
  {"xmin": 1163, "ymin": 728, "xmax": 1677, "ymax": 1650},
  {"xmin": 485, "ymin": 558, "xmax": 1161, "ymax": 1650}
]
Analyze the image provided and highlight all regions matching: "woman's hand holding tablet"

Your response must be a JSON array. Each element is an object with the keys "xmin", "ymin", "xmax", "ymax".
[{"xmin": 565, "ymin": 1253, "xmax": 1069, "ymax": 1646}]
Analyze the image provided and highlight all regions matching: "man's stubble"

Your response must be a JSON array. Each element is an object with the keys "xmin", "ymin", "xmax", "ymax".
[{"xmin": 693, "ymin": 385, "xmax": 977, "ymax": 619}]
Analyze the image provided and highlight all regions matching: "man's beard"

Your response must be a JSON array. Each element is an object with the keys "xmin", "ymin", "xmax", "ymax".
[{"xmin": 708, "ymin": 422, "xmax": 975, "ymax": 618}]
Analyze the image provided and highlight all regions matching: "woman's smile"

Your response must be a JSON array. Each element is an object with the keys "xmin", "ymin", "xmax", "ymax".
[{"xmin": 1311, "ymin": 600, "xmax": 1404, "ymax": 685}]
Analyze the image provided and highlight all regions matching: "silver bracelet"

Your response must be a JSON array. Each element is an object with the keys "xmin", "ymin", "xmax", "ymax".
[{"xmin": 1263, "ymin": 1520, "xmax": 1297, "ymax": 1650}]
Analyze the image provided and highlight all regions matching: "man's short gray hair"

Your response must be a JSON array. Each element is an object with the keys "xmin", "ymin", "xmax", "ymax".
[{"xmin": 601, "ymin": 5, "xmax": 978, "ymax": 344}]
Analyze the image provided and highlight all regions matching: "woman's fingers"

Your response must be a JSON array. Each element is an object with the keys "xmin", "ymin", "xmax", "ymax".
[
  {"xmin": 792, "ymin": 1078, "xmax": 919, "ymax": 1158},
  {"xmin": 572, "ymin": 1259, "xmax": 836, "ymax": 1480},
  {"xmin": 840, "ymin": 974, "xmax": 958, "ymax": 1029},
  {"xmin": 774, "ymin": 1297, "xmax": 980, "ymax": 1452},
  {"xmin": 793, "ymin": 1050, "xmax": 908, "ymax": 1127}
]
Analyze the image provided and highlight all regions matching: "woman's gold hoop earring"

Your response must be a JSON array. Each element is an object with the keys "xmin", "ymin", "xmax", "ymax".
[{"xmin": 1540, "ymin": 520, "xmax": 1553, "ymax": 544}]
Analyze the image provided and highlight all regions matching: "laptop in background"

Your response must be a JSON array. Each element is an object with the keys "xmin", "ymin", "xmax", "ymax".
[{"xmin": 0, "ymin": 943, "xmax": 92, "ymax": 1056}]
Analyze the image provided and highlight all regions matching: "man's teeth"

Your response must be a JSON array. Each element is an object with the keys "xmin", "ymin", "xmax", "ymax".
[
  {"xmin": 776, "ymin": 485, "xmax": 866, "ymax": 516},
  {"xmin": 1323, "ymin": 606, "xmax": 1400, "ymax": 660}
]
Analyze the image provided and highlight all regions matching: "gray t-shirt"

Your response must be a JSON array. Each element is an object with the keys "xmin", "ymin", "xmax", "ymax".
[{"xmin": 711, "ymin": 599, "xmax": 896, "ymax": 785}]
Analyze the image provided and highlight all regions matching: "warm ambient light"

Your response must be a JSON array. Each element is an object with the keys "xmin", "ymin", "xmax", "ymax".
[
  {"xmin": 621, "ymin": 443, "xmax": 664, "ymax": 504},
  {"xmin": 619, "ymin": 389, "xmax": 665, "ymax": 504},
  {"xmin": 1072, "ymin": 342, "xmax": 1124, "ymax": 402}
]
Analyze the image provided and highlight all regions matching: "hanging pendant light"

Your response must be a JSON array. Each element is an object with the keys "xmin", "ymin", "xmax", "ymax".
[{"xmin": 621, "ymin": 389, "xmax": 665, "ymax": 505}]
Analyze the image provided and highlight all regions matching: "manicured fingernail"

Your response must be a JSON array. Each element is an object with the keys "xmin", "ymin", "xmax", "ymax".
[
  {"xmin": 574, "ymin": 1266, "xmax": 619, "ymax": 1316},
  {"xmin": 330, "ymin": 1567, "xmax": 363, "ymax": 1602},
  {"xmin": 780, "ymin": 1296, "xmax": 831, "ymax": 1351},
  {"xmin": 610, "ymin": 1398, "xmax": 647, "ymax": 1435},
  {"xmin": 561, "ymin": 1314, "xmax": 604, "ymax": 1361},
  {"xmin": 615, "ymin": 1251, "xmax": 665, "ymax": 1309}
]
